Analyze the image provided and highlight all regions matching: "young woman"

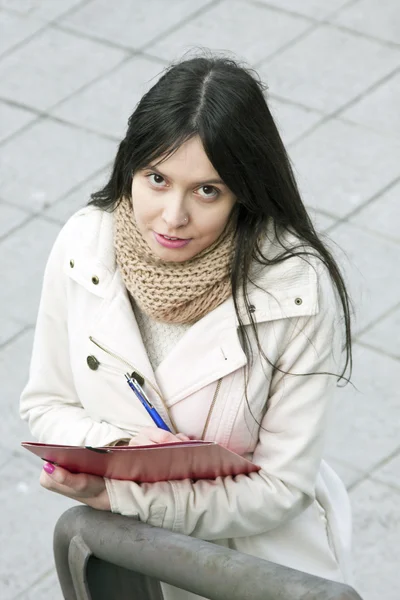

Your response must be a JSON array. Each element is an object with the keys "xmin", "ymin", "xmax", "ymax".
[{"xmin": 20, "ymin": 55, "xmax": 354, "ymax": 598}]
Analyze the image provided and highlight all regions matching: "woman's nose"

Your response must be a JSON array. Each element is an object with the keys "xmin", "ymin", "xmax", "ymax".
[{"xmin": 162, "ymin": 199, "xmax": 189, "ymax": 229}]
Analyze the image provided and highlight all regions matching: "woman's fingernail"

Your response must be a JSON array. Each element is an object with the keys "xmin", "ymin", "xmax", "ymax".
[{"xmin": 43, "ymin": 462, "xmax": 55, "ymax": 475}]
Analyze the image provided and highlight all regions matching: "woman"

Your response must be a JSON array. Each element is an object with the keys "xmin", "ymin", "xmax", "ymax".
[{"xmin": 20, "ymin": 55, "xmax": 354, "ymax": 598}]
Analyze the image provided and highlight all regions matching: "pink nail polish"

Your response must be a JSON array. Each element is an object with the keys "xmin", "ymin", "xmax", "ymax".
[{"xmin": 43, "ymin": 462, "xmax": 55, "ymax": 474}]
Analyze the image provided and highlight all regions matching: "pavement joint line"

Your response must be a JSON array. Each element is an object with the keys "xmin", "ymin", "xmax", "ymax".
[
  {"xmin": 368, "ymin": 477, "xmax": 400, "ymax": 494},
  {"xmin": 326, "ymin": 64, "xmax": 400, "ymax": 121},
  {"xmin": 46, "ymin": 161, "xmax": 114, "ymax": 207},
  {"xmin": 0, "ymin": 17, "xmax": 49, "ymax": 63},
  {"xmin": 0, "ymin": 212, "xmax": 36, "ymax": 244},
  {"xmin": 272, "ymin": 60, "xmax": 400, "ymax": 153},
  {"xmin": 247, "ymin": 0, "xmax": 318, "ymax": 24},
  {"xmin": 254, "ymin": 20, "xmax": 321, "ymax": 69},
  {"xmin": 12, "ymin": 565, "xmax": 58, "ymax": 600},
  {"xmin": 351, "ymin": 445, "xmax": 400, "ymax": 492},
  {"xmin": 138, "ymin": 0, "xmax": 222, "ymax": 53},
  {"xmin": 266, "ymin": 92, "xmax": 326, "ymax": 115},
  {"xmin": 326, "ymin": 174, "xmax": 400, "ymax": 235},
  {"xmin": 44, "ymin": 112, "xmax": 121, "ymax": 142},
  {"xmin": 0, "ymin": 112, "xmax": 44, "ymax": 147},
  {"xmin": 53, "ymin": 0, "xmax": 221, "ymax": 58},
  {"xmin": 0, "ymin": 323, "xmax": 33, "ymax": 352},
  {"xmin": 0, "ymin": 197, "xmax": 33, "ymax": 214},
  {"xmin": 338, "ymin": 114, "xmax": 400, "ymax": 142},
  {"xmin": 354, "ymin": 340, "xmax": 400, "ymax": 364},
  {"xmin": 327, "ymin": 21, "xmax": 400, "ymax": 50},
  {"xmin": 44, "ymin": 51, "xmax": 134, "ymax": 112},
  {"xmin": 51, "ymin": 20, "xmax": 139, "ymax": 54},
  {"xmin": 256, "ymin": 22, "xmax": 320, "ymax": 69},
  {"xmin": 245, "ymin": 0, "xmax": 360, "ymax": 25},
  {"xmin": 0, "ymin": 96, "xmax": 42, "ymax": 116},
  {"xmin": 355, "ymin": 301, "xmax": 400, "ymax": 339},
  {"xmin": 0, "ymin": 0, "xmax": 93, "ymax": 63}
]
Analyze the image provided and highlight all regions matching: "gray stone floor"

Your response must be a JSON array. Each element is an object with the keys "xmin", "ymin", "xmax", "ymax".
[{"xmin": 0, "ymin": 1, "xmax": 399, "ymax": 598}]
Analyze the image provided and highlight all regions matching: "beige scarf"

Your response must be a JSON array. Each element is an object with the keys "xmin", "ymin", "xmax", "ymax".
[{"xmin": 114, "ymin": 196, "xmax": 235, "ymax": 324}]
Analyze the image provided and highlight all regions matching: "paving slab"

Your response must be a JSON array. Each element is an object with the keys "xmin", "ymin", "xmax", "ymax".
[
  {"xmin": 0, "ymin": 27, "xmax": 127, "ymax": 111},
  {"xmin": 0, "ymin": 453, "xmax": 75, "ymax": 599},
  {"xmin": 0, "ymin": 0, "xmax": 85, "ymax": 21},
  {"xmin": 0, "ymin": 9, "xmax": 45, "ymax": 57},
  {"xmin": 0, "ymin": 117, "xmax": 116, "ymax": 211},
  {"xmin": 16, "ymin": 570, "xmax": 63, "ymax": 600},
  {"xmin": 350, "ymin": 477, "xmax": 400, "ymax": 600},
  {"xmin": 0, "ymin": 217, "xmax": 61, "ymax": 326},
  {"xmin": 253, "ymin": 0, "xmax": 350, "ymax": 20},
  {"xmin": 52, "ymin": 55, "xmax": 165, "ymax": 139},
  {"xmin": 323, "ymin": 457, "xmax": 364, "ymax": 489},
  {"xmin": 0, "ymin": 328, "xmax": 36, "ymax": 450},
  {"xmin": 147, "ymin": 0, "xmax": 312, "ymax": 65},
  {"xmin": 358, "ymin": 304, "xmax": 400, "ymax": 360},
  {"xmin": 328, "ymin": 221, "xmax": 400, "ymax": 332},
  {"xmin": 325, "ymin": 344, "xmax": 400, "ymax": 473},
  {"xmin": 348, "ymin": 179, "xmax": 400, "ymax": 244},
  {"xmin": 341, "ymin": 70, "xmax": 400, "ymax": 140},
  {"xmin": 260, "ymin": 24, "xmax": 400, "ymax": 113},
  {"xmin": 44, "ymin": 168, "xmax": 110, "ymax": 225},
  {"xmin": 0, "ymin": 315, "xmax": 26, "ymax": 347},
  {"xmin": 0, "ymin": 101, "xmax": 37, "ymax": 144},
  {"xmin": 289, "ymin": 118, "xmax": 400, "ymax": 218},
  {"xmin": 331, "ymin": 0, "xmax": 400, "ymax": 45},
  {"xmin": 0, "ymin": 202, "xmax": 30, "ymax": 239},
  {"xmin": 370, "ymin": 450, "xmax": 400, "ymax": 490},
  {"xmin": 60, "ymin": 0, "xmax": 212, "ymax": 50},
  {"xmin": 268, "ymin": 97, "xmax": 323, "ymax": 145}
]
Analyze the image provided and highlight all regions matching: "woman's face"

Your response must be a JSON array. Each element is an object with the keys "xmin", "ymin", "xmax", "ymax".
[{"xmin": 131, "ymin": 136, "xmax": 236, "ymax": 262}]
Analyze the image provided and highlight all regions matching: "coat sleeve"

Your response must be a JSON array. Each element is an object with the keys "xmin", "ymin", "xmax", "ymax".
[
  {"xmin": 20, "ymin": 215, "xmax": 132, "ymax": 447},
  {"xmin": 105, "ymin": 263, "xmax": 345, "ymax": 539}
]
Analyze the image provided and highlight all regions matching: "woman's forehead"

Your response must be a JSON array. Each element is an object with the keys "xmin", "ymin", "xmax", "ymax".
[{"xmin": 148, "ymin": 137, "xmax": 223, "ymax": 184}]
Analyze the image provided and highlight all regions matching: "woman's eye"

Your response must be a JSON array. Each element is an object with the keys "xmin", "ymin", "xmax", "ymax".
[
  {"xmin": 197, "ymin": 185, "xmax": 219, "ymax": 199},
  {"xmin": 147, "ymin": 173, "xmax": 166, "ymax": 187}
]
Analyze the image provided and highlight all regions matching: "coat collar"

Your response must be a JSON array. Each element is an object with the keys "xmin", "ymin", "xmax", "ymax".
[{"xmin": 66, "ymin": 207, "xmax": 320, "ymax": 403}]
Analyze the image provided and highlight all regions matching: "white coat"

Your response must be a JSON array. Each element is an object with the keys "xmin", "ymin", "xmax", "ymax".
[{"xmin": 20, "ymin": 206, "xmax": 353, "ymax": 598}]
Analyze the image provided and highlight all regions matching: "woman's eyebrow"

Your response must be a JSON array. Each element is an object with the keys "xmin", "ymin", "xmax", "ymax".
[{"xmin": 145, "ymin": 165, "xmax": 225, "ymax": 187}]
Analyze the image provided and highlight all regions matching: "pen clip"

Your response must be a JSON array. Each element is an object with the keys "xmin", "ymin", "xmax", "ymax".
[{"xmin": 125, "ymin": 374, "xmax": 154, "ymax": 408}]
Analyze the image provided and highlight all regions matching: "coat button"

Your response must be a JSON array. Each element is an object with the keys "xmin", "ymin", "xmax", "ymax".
[
  {"xmin": 69, "ymin": 259, "xmax": 75, "ymax": 268},
  {"xmin": 92, "ymin": 275, "xmax": 99, "ymax": 285},
  {"xmin": 249, "ymin": 304, "xmax": 256, "ymax": 313},
  {"xmin": 295, "ymin": 297, "xmax": 303, "ymax": 305},
  {"xmin": 87, "ymin": 355, "xmax": 100, "ymax": 370}
]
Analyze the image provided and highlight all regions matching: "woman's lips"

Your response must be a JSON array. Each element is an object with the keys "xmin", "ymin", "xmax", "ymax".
[{"xmin": 153, "ymin": 232, "xmax": 192, "ymax": 249}]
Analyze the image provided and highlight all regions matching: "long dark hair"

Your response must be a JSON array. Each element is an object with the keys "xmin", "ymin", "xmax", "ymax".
[{"xmin": 90, "ymin": 54, "xmax": 352, "ymax": 389}]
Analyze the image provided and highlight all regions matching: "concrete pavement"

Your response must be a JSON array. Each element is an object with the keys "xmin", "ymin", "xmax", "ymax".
[{"xmin": 0, "ymin": 1, "xmax": 399, "ymax": 598}]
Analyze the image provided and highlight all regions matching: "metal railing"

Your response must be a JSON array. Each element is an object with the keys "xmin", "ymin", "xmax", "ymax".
[{"xmin": 54, "ymin": 506, "xmax": 362, "ymax": 600}]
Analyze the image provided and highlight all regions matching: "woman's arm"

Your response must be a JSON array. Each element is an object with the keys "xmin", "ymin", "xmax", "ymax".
[
  {"xmin": 105, "ymin": 263, "xmax": 343, "ymax": 540},
  {"xmin": 20, "ymin": 216, "xmax": 132, "ymax": 447}
]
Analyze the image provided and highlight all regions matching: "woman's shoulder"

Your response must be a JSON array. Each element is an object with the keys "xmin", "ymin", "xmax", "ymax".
[
  {"xmin": 54, "ymin": 205, "xmax": 114, "ymax": 254},
  {"xmin": 248, "ymin": 223, "xmax": 339, "ymax": 321},
  {"xmin": 61, "ymin": 205, "xmax": 112, "ymax": 239},
  {"xmin": 46, "ymin": 206, "xmax": 115, "ymax": 277}
]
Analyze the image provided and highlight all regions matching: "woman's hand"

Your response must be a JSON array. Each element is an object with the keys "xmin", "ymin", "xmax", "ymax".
[
  {"xmin": 40, "ymin": 463, "xmax": 111, "ymax": 511},
  {"xmin": 128, "ymin": 426, "xmax": 191, "ymax": 446},
  {"xmin": 39, "ymin": 428, "xmax": 190, "ymax": 506}
]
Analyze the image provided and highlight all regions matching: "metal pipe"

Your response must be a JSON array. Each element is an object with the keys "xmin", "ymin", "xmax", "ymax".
[{"xmin": 54, "ymin": 506, "xmax": 362, "ymax": 600}]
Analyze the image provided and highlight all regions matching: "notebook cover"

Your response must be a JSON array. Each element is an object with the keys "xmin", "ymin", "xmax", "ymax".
[{"xmin": 21, "ymin": 441, "xmax": 260, "ymax": 483}]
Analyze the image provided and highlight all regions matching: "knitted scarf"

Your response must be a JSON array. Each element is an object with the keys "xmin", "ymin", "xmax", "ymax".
[{"xmin": 114, "ymin": 196, "xmax": 235, "ymax": 324}]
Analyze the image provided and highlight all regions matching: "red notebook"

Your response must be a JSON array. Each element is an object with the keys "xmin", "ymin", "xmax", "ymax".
[{"xmin": 21, "ymin": 441, "xmax": 260, "ymax": 484}]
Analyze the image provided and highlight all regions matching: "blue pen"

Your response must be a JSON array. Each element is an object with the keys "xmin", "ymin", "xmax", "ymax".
[{"xmin": 125, "ymin": 373, "xmax": 171, "ymax": 432}]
